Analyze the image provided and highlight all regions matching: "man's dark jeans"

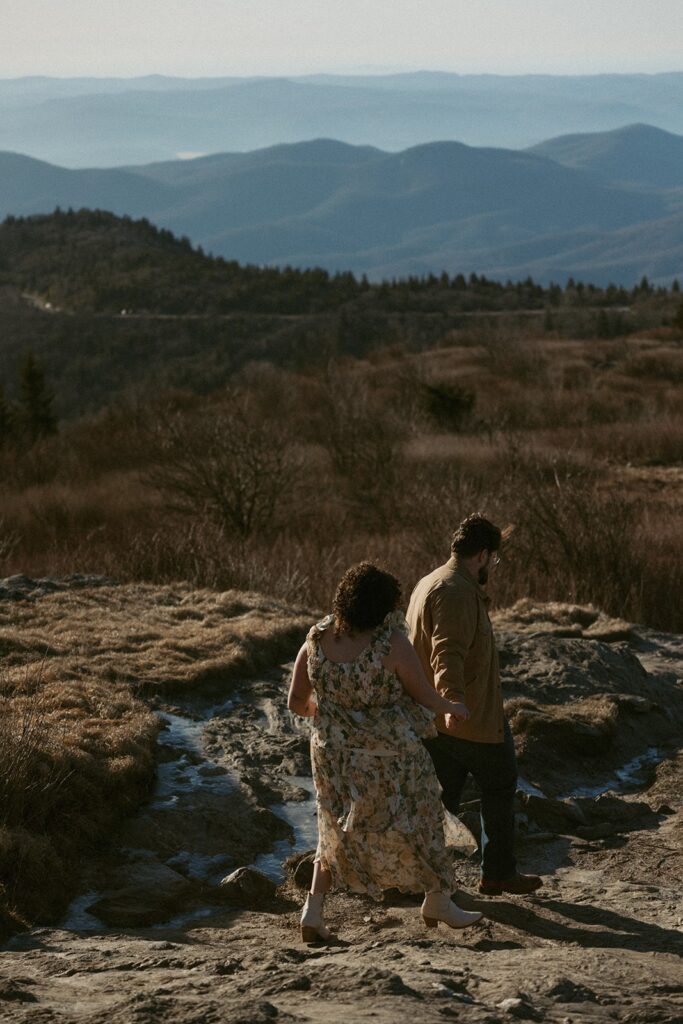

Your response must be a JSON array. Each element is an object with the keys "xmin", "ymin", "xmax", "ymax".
[{"xmin": 424, "ymin": 721, "xmax": 517, "ymax": 881}]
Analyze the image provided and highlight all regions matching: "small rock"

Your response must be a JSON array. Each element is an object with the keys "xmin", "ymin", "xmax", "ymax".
[
  {"xmin": 213, "ymin": 960, "xmax": 241, "ymax": 976},
  {"xmin": 87, "ymin": 861, "xmax": 198, "ymax": 927},
  {"xmin": 272, "ymin": 976, "xmax": 311, "ymax": 993},
  {"xmin": 0, "ymin": 980, "xmax": 37, "ymax": 1004},
  {"xmin": 546, "ymin": 977, "xmax": 598, "ymax": 1003},
  {"xmin": 522, "ymin": 794, "xmax": 588, "ymax": 833},
  {"xmin": 498, "ymin": 998, "xmax": 523, "ymax": 1015},
  {"xmin": 197, "ymin": 763, "xmax": 229, "ymax": 777},
  {"xmin": 217, "ymin": 866, "xmax": 277, "ymax": 906},
  {"xmin": 431, "ymin": 983, "xmax": 455, "ymax": 997},
  {"xmin": 497, "ymin": 996, "xmax": 540, "ymax": 1019},
  {"xmin": 285, "ymin": 850, "xmax": 316, "ymax": 890},
  {"xmin": 458, "ymin": 810, "xmax": 482, "ymax": 844}
]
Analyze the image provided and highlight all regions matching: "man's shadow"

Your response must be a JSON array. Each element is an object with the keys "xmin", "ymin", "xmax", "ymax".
[{"xmin": 459, "ymin": 893, "xmax": 683, "ymax": 956}]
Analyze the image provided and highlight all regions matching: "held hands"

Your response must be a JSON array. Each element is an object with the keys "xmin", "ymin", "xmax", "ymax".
[
  {"xmin": 305, "ymin": 698, "xmax": 318, "ymax": 719},
  {"xmin": 444, "ymin": 702, "xmax": 470, "ymax": 732}
]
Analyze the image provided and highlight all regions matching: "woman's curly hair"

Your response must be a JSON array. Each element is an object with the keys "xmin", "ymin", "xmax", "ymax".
[{"xmin": 332, "ymin": 562, "xmax": 401, "ymax": 636}]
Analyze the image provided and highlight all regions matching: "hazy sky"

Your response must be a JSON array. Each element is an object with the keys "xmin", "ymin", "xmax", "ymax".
[{"xmin": 4, "ymin": 0, "xmax": 682, "ymax": 78}]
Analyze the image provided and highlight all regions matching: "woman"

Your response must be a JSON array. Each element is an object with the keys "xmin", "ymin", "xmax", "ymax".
[{"xmin": 288, "ymin": 561, "xmax": 483, "ymax": 942}]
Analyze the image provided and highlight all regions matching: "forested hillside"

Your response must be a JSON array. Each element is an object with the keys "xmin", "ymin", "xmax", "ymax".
[{"xmin": 0, "ymin": 210, "xmax": 680, "ymax": 415}]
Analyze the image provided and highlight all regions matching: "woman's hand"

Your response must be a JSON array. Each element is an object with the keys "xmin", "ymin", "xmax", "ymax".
[{"xmin": 293, "ymin": 697, "xmax": 317, "ymax": 718}]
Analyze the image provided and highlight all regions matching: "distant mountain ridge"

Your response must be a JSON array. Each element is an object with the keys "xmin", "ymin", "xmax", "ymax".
[
  {"xmin": 1, "ymin": 72, "xmax": 682, "ymax": 167},
  {"xmin": 1, "ymin": 126, "xmax": 682, "ymax": 285},
  {"xmin": 528, "ymin": 123, "xmax": 683, "ymax": 189}
]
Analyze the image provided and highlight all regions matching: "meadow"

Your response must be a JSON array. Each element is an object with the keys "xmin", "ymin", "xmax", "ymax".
[{"xmin": 1, "ymin": 322, "xmax": 681, "ymax": 633}]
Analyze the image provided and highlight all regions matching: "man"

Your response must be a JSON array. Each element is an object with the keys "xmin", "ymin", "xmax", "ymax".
[{"xmin": 406, "ymin": 512, "xmax": 542, "ymax": 896}]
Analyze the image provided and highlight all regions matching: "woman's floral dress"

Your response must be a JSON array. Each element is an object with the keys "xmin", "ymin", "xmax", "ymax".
[{"xmin": 306, "ymin": 610, "xmax": 453, "ymax": 897}]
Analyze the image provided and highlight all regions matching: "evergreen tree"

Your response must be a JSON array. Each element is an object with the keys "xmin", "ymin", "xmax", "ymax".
[{"xmin": 19, "ymin": 353, "xmax": 57, "ymax": 443}]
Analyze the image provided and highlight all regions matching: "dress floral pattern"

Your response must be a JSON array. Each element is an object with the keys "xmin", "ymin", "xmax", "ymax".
[{"xmin": 306, "ymin": 610, "xmax": 454, "ymax": 897}]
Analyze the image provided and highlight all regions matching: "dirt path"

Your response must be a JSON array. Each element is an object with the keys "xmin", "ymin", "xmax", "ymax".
[{"xmin": 2, "ymin": 806, "xmax": 682, "ymax": 1023}]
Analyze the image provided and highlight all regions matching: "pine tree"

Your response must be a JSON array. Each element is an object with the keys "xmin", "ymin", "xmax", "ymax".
[{"xmin": 19, "ymin": 353, "xmax": 57, "ymax": 443}]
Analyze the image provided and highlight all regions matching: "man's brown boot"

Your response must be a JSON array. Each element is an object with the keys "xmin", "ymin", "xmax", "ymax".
[{"xmin": 479, "ymin": 873, "xmax": 542, "ymax": 896}]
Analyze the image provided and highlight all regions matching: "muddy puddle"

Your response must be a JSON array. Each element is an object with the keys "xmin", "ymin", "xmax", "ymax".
[{"xmin": 61, "ymin": 693, "xmax": 318, "ymax": 931}]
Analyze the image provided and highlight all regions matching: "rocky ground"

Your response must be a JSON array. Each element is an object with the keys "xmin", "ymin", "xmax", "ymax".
[{"xmin": 0, "ymin": 586, "xmax": 681, "ymax": 1023}]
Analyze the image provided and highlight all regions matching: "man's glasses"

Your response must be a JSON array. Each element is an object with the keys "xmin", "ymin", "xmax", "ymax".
[{"xmin": 489, "ymin": 553, "xmax": 501, "ymax": 567}]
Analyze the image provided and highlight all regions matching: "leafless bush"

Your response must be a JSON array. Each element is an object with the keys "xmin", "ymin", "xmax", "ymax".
[
  {"xmin": 479, "ymin": 327, "xmax": 550, "ymax": 380},
  {"xmin": 496, "ymin": 445, "xmax": 645, "ymax": 618},
  {"xmin": 394, "ymin": 356, "xmax": 476, "ymax": 433},
  {"xmin": 146, "ymin": 396, "xmax": 303, "ymax": 539},
  {"xmin": 577, "ymin": 416, "xmax": 683, "ymax": 466},
  {"xmin": 313, "ymin": 368, "xmax": 407, "ymax": 528}
]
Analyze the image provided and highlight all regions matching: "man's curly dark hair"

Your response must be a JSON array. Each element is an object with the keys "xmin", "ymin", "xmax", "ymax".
[
  {"xmin": 451, "ymin": 512, "xmax": 502, "ymax": 558},
  {"xmin": 332, "ymin": 562, "xmax": 401, "ymax": 636}
]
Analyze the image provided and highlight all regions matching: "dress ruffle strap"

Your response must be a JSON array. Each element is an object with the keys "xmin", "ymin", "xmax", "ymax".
[{"xmin": 371, "ymin": 609, "xmax": 409, "ymax": 659}]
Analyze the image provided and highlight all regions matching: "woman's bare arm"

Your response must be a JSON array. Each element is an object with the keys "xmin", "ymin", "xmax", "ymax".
[
  {"xmin": 287, "ymin": 643, "xmax": 318, "ymax": 717},
  {"xmin": 386, "ymin": 632, "xmax": 469, "ymax": 720}
]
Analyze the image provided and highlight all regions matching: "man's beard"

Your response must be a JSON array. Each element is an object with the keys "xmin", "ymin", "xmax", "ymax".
[{"xmin": 478, "ymin": 566, "xmax": 489, "ymax": 585}]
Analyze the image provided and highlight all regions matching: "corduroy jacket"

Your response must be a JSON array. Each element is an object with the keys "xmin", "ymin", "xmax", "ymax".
[{"xmin": 406, "ymin": 556, "xmax": 505, "ymax": 743}]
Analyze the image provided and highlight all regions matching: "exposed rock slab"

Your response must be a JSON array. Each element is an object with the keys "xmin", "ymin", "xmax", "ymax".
[
  {"xmin": 86, "ymin": 861, "xmax": 200, "ymax": 928},
  {"xmin": 217, "ymin": 867, "xmax": 278, "ymax": 907}
]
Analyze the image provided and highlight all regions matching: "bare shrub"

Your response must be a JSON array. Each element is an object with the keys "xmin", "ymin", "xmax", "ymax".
[
  {"xmin": 622, "ymin": 346, "xmax": 683, "ymax": 383},
  {"xmin": 479, "ymin": 327, "xmax": 550, "ymax": 380},
  {"xmin": 0, "ymin": 520, "xmax": 20, "ymax": 572},
  {"xmin": 495, "ymin": 446, "xmax": 645, "ymax": 620},
  {"xmin": 146, "ymin": 396, "xmax": 302, "ymax": 539},
  {"xmin": 312, "ymin": 368, "xmax": 407, "ymax": 528},
  {"xmin": 577, "ymin": 416, "xmax": 683, "ymax": 466},
  {"xmin": 395, "ymin": 356, "xmax": 476, "ymax": 433}
]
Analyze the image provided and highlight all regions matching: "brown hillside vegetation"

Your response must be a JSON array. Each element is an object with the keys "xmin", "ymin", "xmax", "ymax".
[{"xmin": 1, "ymin": 328, "xmax": 681, "ymax": 632}]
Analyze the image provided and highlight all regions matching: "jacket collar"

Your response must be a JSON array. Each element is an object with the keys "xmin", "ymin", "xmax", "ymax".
[{"xmin": 447, "ymin": 555, "xmax": 490, "ymax": 604}]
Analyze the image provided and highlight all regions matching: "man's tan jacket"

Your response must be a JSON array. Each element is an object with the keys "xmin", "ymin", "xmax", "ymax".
[{"xmin": 406, "ymin": 556, "xmax": 505, "ymax": 743}]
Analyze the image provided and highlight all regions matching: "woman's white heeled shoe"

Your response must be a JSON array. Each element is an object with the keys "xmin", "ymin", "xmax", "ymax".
[
  {"xmin": 421, "ymin": 891, "xmax": 483, "ymax": 930},
  {"xmin": 300, "ymin": 892, "xmax": 332, "ymax": 943}
]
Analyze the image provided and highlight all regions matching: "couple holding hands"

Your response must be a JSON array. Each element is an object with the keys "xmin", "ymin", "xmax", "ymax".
[{"xmin": 288, "ymin": 512, "xmax": 542, "ymax": 943}]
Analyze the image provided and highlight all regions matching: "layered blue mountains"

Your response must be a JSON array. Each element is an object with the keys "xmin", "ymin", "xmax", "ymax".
[
  {"xmin": 1, "ymin": 121, "xmax": 682, "ymax": 285},
  {"xmin": 2, "ymin": 72, "xmax": 683, "ymax": 166}
]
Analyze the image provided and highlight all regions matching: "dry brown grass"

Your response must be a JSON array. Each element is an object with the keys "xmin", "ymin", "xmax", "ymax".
[
  {"xmin": 0, "ymin": 584, "xmax": 313, "ymax": 695},
  {"xmin": 0, "ymin": 662, "xmax": 159, "ymax": 935},
  {"xmin": 0, "ymin": 584, "xmax": 312, "ymax": 936}
]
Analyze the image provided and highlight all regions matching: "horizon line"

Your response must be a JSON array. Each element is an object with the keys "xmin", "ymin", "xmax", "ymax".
[{"xmin": 2, "ymin": 67, "xmax": 683, "ymax": 83}]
